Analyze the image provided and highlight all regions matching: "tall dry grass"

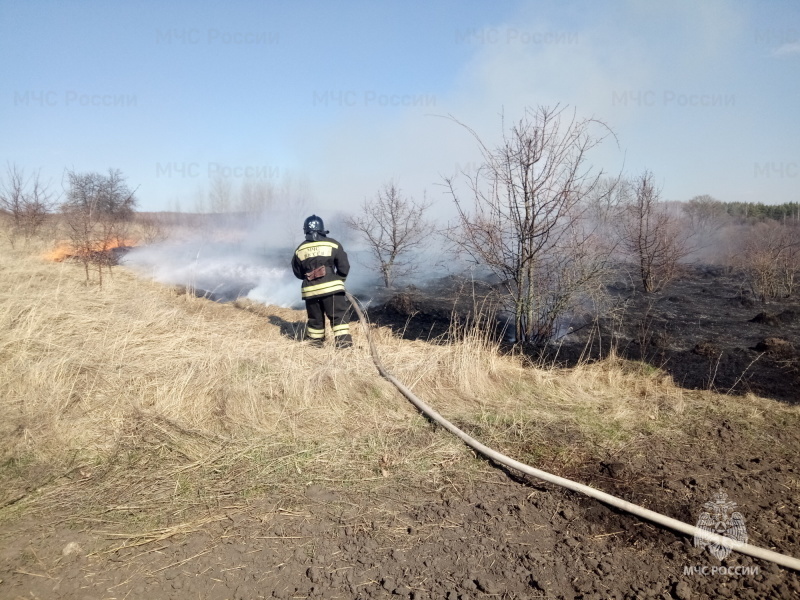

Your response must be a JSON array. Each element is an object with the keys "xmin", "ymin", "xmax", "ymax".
[{"xmin": 1, "ymin": 233, "xmax": 798, "ymax": 536}]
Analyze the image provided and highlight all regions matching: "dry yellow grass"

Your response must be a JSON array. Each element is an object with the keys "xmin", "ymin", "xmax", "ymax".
[{"xmin": 1, "ymin": 232, "xmax": 798, "ymax": 534}]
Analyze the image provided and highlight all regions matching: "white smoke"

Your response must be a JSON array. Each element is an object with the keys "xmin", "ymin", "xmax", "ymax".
[
  {"xmin": 121, "ymin": 194, "xmax": 469, "ymax": 310},
  {"xmin": 246, "ymin": 275, "xmax": 301, "ymax": 308},
  {"xmin": 123, "ymin": 238, "xmax": 303, "ymax": 308}
]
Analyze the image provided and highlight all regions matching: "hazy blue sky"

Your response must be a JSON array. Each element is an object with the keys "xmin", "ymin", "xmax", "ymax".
[{"xmin": 1, "ymin": 0, "xmax": 798, "ymax": 214}]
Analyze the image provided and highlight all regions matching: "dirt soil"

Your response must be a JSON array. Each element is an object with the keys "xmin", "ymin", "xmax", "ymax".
[
  {"xmin": 2, "ymin": 266, "xmax": 799, "ymax": 599},
  {"xmin": 1, "ymin": 437, "xmax": 798, "ymax": 600}
]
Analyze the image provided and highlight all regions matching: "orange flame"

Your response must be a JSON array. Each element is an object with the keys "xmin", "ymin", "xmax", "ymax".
[
  {"xmin": 43, "ymin": 243, "xmax": 75, "ymax": 262},
  {"xmin": 43, "ymin": 239, "xmax": 138, "ymax": 262}
]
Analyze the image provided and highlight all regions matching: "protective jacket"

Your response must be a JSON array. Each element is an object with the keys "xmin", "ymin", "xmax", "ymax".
[{"xmin": 291, "ymin": 236, "xmax": 350, "ymax": 299}]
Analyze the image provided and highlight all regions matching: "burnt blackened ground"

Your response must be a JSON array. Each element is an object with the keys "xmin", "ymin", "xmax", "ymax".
[
  {"xmin": 366, "ymin": 265, "xmax": 800, "ymax": 405},
  {"xmin": 563, "ymin": 265, "xmax": 800, "ymax": 405}
]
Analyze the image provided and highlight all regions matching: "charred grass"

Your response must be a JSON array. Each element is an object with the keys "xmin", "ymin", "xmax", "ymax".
[{"xmin": 1, "ymin": 236, "xmax": 799, "ymax": 549}]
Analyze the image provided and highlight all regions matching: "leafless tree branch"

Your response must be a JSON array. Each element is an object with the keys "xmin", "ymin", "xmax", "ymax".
[
  {"xmin": 346, "ymin": 182, "xmax": 434, "ymax": 288},
  {"xmin": 0, "ymin": 163, "xmax": 57, "ymax": 245},
  {"xmin": 62, "ymin": 169, "xmax": 138, "ymax": 285},
  {"xmin": 444, "ymin": 105, "xmax": 616, "ymax": 345},
  {"xmin": 616, "ymin": 171, "xmax": 695, "ymax": 292}
]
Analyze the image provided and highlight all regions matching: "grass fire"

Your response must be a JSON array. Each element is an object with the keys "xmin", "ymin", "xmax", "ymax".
[
  {"xmin": 1, "ymin": 158, "xmax": 799, "ymax": 596},
  {"xmin": 42, "ymin": 238, "xmax": 138, "ymax": 263}
]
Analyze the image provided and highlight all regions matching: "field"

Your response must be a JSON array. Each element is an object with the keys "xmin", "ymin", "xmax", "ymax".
[{"xmin": 1, "ymin": 233, "xmax": 799, "ymax": 599}]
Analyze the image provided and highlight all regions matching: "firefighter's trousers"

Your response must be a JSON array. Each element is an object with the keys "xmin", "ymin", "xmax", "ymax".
[{"xmin": 304, "ymin": 292, "xmax": 352, "ymax": 346}]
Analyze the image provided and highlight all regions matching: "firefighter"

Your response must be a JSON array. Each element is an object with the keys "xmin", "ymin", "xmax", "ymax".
[{"xmin": 291, "ymin": 215, "xmax": 353, "ymax": 348}]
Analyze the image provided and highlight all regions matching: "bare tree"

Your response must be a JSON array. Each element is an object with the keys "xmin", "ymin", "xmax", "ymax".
[
  {"xmin": 208, "ymin": 175, "xmax": 234, "ymax": 214},
  {"xmin": 616, "ymin": 171, "xmax": 694, "ymax": 293},
  {"xmin": 62, "ymin": 169, "xmax": 137, "ymax": 285},
  {"xmin": 780, "ymin": 225, "xmax": 800, "ymax": 297},
  {"xmin": 239, "ymin": 179, "xmax": 274, "ymax": 218},
  {"xmin": 680, "ymin": 194, "xmax": 732, "ymax": 264},
  {"xmin": 346, "ymin": 182, "xmax": 434, "ymax": 288},
  {"xmin": 683, "ymin": 194, "xmax": 727, "ymax": 235},
  {"xmin": 734, "ymin": 221, "xmax": 800, "ymax": 300},
  {"xmin": 444, "ymin": 105, "xmax": 615, "ymax": 345},
  {"xmin": 0, "ymin": 163, "xmax": 56, "ymax": 245},
  {"xmin": 193, "ymin": 186, "xmax": 208, "ymax": 214},
  {"xmin": 135, "ymin": 213, "xmax": 169, "ymax": 245},
  {"xmin": 0, "ymin": 164, "xmax": 26, "ymax": 246}
]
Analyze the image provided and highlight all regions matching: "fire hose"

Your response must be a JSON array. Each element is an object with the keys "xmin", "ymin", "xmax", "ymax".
[{"xmin": 344, "ymin": 292, "xmax": 800, "ymax": 571}]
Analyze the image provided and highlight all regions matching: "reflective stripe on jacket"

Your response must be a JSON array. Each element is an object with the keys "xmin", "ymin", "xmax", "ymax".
[{"xmin": 291, "ymin": 237, "xmax": 350, "ymax": 299}]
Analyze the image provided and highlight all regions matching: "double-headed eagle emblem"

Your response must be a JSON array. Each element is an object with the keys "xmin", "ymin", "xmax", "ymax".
[{"xmin": 694, "ymin": 489, "xmax": 748, "ymax": 560}]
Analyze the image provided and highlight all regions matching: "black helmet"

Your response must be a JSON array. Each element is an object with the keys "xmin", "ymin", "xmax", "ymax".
[{"xmin": 303, "ymin": 214, "xmax": 328, "ymax": 235}]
